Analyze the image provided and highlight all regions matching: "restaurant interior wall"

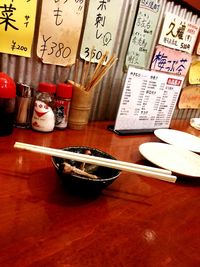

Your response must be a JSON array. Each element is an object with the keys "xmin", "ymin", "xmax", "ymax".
[{"xmin": 0, "ymin": 0, "xmax": 199, "ymax": 122}]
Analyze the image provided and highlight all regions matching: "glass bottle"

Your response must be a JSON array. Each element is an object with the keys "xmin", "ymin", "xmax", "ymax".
[
  {"xmin": 14, "ymin": 83, "xmax": 34, "ymax": 128},
  {"xmin": 0, "ymin": 72, "xmax": 16, "ymax": 136},
  {"xmin": 55, "ymin": 83, "xmax": 73, "ymax": 129}
]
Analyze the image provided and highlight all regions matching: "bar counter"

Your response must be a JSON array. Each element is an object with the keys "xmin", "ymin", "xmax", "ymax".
[{"xmin": 0, "ymin": 120, "xmax": 200, "ymax": 267}]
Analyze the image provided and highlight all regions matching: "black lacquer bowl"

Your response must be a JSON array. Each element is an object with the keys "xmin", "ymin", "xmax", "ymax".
[{"xmin": 52, "ymin": 146, "xmax": 121, "ymax": 196}]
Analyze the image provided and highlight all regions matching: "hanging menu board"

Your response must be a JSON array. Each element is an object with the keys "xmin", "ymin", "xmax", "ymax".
[
  {"xmin": 197, "ymin": 38, "xmax": 200, "ymax": 55},
  {"xmin": 158, "ymin": 12, "xmax": 199, "ymax": 54},
  {"xmin": 150, "ymin": 45, "xmax": 192, "ymax": 76},
  {"xmin": 0, "ymin": 0, "xmax": 37, "ymax": 57},
  {"xmin": 125, "ymin": 0, "xmax": 162, "ymax": 70},
  {"xmin": 189, "ymin": 61, "xmax": 200, "ymax": 84},
  {"xmin": 37, "ymin": 0, "xmax": 85, "ymax": 66},
  {"xmin": 114, "ymin": 67, "xmax": 184, "ymax": 133},
  {"xmin": 178, "ymin": 85, "xmax": 200, "ymax": 109},
  {"xmin": 80, "ymin": 0, "xmax": 123, "ymax": 63}
]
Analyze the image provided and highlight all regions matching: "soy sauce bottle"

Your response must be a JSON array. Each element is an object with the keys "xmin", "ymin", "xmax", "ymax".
[{"xmin": 0, "ymin": 72, "xmax": 16, "ymax": 136}]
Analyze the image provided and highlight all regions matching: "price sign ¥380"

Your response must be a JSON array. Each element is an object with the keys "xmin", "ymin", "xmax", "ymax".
[{"xmin": 37, "ymin": 0, "xmax": 85, "ymax": 66}]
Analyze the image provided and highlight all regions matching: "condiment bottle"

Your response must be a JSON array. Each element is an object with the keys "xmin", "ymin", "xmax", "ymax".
[
  {"xmin": 15, "ymin": 83, "xmax": 34, "ymax": 128},
  {"xmin": 55, "ymin": 83, "xmax": 73, "ymax": 129},
  {"xmin": 0, "ymin": 72, "xmax": 16, "ymax": 136},
  {"xmin": 31, "ymin": 82, "xmax": 56, "ymax": 132}
]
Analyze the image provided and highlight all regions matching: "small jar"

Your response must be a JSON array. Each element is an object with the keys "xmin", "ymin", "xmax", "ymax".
[
  {"xmin": 0, "ymin": 72, "xmax": 16, "ymax": 136},
  {"xmin": 31, "ymin": 82, "xmax": 56, "ymax": 132},
  {"xmin": 14, "ymin": 83, "xmax": 34, "ymax": 128},
  {"xmin": 55, "ymin": 83, "xmax": 73, "ymax": 129}
]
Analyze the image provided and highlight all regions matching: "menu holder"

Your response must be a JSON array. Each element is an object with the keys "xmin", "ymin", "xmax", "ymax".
[
  {"xmin": 111, "ymin": 67, "xmax": 184, "ymax": 135},
  {"xmin": 107, "ymin": 124, "xmax": 155, "ymax": 135}
]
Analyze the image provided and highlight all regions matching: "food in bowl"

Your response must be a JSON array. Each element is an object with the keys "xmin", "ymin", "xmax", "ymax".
[{"xmin": 52, "ymin": 146, "xmax": 121, "ymax": 195}]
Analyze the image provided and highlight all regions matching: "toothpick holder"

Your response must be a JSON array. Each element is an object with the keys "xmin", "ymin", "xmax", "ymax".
[{"xmin": 68, "ymin": 83, "xmax": 94, "ymax": 130}]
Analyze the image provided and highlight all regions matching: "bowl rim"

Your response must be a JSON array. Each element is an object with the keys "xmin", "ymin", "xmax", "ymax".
[{"xmin": 51, "ymin": 146, "xmax": 121, "ymax": 182}]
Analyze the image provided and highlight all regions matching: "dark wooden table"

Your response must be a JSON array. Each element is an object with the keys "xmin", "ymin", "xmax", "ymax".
[{"xmin": 0, "ymin": 120, "xmax": 200, "ymax": 267}]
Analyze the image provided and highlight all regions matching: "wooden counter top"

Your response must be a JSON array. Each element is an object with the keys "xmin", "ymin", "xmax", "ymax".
[{"xmin": 0, "ymin": 120, "xmax": 200, "ymax": 267}]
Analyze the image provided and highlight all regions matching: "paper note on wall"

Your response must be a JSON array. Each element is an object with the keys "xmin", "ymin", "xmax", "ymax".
[
  {"xmin": 158, "ymin": 12, "xmax": 199, "ymax": 54},
  {"xmin": 80, "ymin": 0, "xmax": 123, "ymax": 63},
  {"xmin": 189, "ymin": 61, "xmax": 200, "ymax": 84},
  {"xmin": 37, "ymin": 0, "xmax": 85, "ymax": 66},
  {"xmin": 178, "ymin": 85, "xmax": 200, "ymax": 109},
  {"xmin": 151, "ymin": 45, "xmax": 192, "ymax": 76},
  {"xmin": 197, "ymin": 39, "xmax": 200, "ymax": 55},
  {"xmin": 0, "ymin": 0, "xmax": 37, "ymax": 57},
  {"xmin": 125, "ymin": 0, "xmax": 162, "ymax": 70},
  {"xmin": 195, "ymin": 32, "xmax": 200, "ymax": 55}
]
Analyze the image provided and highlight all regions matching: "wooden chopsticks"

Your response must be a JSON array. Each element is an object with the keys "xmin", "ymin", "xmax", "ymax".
[
  {"xmin": 72, "ymin": 51, "xmax": 118, "ymax": 92},
  {"xmin": 14, "ymin": 142, "xmax": 177, "ymax": 183}
]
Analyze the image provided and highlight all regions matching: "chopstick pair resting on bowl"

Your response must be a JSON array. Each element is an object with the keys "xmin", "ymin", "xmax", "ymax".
[{"xmin": 14, "ymin": 142, "xmax": 177, "ymax": 183}]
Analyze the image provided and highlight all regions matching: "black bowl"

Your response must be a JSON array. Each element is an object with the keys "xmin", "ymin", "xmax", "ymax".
[{"xmin": 52, "ymin": 146, "xmax": 121, "ymax": 196}]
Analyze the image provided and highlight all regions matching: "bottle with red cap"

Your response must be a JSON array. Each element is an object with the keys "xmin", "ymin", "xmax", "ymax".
[
  {"xmin": 55, "ymin": 83, "xmax": 73, "ymax": 129},
  {"xmin": 0, "ymin": 72, "xmax": 16, "ymax": 136},
  {"xmin": 31, "ymin": 82, "xmax": 56, "ymax": 132}
]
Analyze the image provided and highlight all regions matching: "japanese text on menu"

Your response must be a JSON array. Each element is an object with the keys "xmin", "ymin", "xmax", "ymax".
[
  {"xmin": 125, "ymin": 0, "xmax": 161, "ymax": 69},
  {"xmin": 114, "ymin": 67, "xmax": 184, "ymax": 131},
  {"xmin": 151, "ymin": 45, "xmax": 192, "ymax": 76},
  {"xmin": 0, "ymin": 0, "xmax": 37, "ymax": 57},
  {"xmin": 159, "ymin": 12, "xmax": 199, "ymax": 54},
  {"xmin": 80, "ymin": 0, "xmax": 123, "ymax": 63},
  {"xmin": 37, "ymin": 0, "xmax": 85, "ymax": 66}
]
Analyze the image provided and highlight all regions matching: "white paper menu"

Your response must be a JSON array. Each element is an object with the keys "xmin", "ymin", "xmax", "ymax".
[
  {"xmin": 125, "ymin": 0, "xmax": 162, "ymax": 69},
  {"xmin": 158, "ymin": 12, "xmax": 199, "ymax": 54},
  {"xmin": 114, "ymin": 67, "xmax": 184, "ymax": 132},
  {"xmin": 80, "ymin": 0, "xmax": 123, "ymax": 63},
  {"xmin": 37, "ymin": 0, "xmax": 85, "ymax": 66}
]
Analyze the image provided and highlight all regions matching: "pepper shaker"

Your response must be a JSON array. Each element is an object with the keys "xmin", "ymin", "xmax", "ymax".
[
  {"xmin": 15, "ymin": 83, "xmax": 34, "ymax": 128},
  {"xmin": 55, "ymin": 83, "xmax": 73, "ymax": 129}
]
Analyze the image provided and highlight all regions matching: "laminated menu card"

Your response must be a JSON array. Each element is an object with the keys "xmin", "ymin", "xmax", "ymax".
[{"xmin": 114, "ymin": 67, "xmax": 184, "ymax": 134}]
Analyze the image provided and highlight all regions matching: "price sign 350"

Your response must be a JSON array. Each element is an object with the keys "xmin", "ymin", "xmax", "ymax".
[{"xmin": 84, "ymin": 47, "xmax": 108, "ymax": 63}]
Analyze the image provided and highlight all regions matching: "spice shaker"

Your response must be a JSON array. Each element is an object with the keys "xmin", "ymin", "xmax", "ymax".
[
  {"xmin": 0, "ymin": 72, "xmax": 16, "ymax": 136},
  {"xmin": 15, "ymin": 83, "xmax": 34, "ymax": 128},
  {"xmin": 55, "ymin": 83, "xmax": 73, "ymax": 129},
  {"xmin": 31, "ymin": 82, "xmax": 56, "ymax": 132}
]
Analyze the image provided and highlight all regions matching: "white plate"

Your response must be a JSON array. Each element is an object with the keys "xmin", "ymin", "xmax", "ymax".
[
  {"xmin": 190, "ymin": 118, "xmax": 200, "ymax": 130},
  {"xmin": 154, "ymin": 128, "xmax": 200, "ymax": 153},
  {"xmin": 139, "ymin": 142, "xmax": 200, "ymax": 177}
]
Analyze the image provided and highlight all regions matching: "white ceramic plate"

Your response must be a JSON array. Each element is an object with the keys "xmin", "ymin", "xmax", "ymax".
[
  {"xmin": 139, "ymin": 142, "xmax": 200, "ymax": 177},
  {"xmin": 154, "ymin": 128, "xmax": 200, "ymax": 153},
  {"xmin": 190, "ymin": 118, "xmax": 200, "ymax": 130}
]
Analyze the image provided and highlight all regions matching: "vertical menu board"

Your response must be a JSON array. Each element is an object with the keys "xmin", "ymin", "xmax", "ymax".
[
  {"xmin": 0, "ymin": 0, "xmax": 37, "ymax": 57},
  {"xmin": 37, "ymin": 0, "xmax": 85, "ymax": 66},
  {"xmin": 114, "ymin": 67, "xmax": 184, "ymax": 133},
  {"xmin": 80, "ymin": 0, "xmax": 123, "ymax": 63},
  {"xmin": 125, "ymin": 0, "xmax": 162, "ymax": 69}
]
